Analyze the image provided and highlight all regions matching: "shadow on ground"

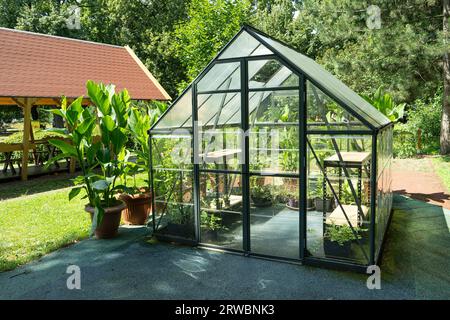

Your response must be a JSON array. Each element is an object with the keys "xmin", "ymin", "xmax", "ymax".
[
  {"xmin": 380, "ymin": 195, "xmax": 450, "ymax": 299},
  {"xmin": 0, "ymin": 195, "xmax": 449, "ymax": 300},
  {"xmin": 0, "ymin": 173, "xmax": 77, "ymax": 201},
  {"xmin": 394, "ymin": 189, "xmax": 450, "ymax": 207}
]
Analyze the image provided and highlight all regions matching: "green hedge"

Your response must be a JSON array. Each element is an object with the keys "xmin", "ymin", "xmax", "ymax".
[
  {"xmin": 1, "ymin": 130, "xmax": 66, "ymax": 145},
  {"xmin": 393, "ymin": 90, "xmax": 442, "ymax": 158}
]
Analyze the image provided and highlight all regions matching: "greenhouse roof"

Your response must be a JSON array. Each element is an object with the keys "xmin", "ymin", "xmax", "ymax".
[{"xmin": 151, "ymin": 25, "xmax": 390, "ymax": 131}]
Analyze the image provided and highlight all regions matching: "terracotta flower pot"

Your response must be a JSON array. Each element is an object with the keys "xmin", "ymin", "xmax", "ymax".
[
  {"xmin": 119, "ymin": 191, "xmax": 152, "ymax": 225},
  {"xmin": 85, "ymin": 201, "xmax": 126, "ymax": 239}
]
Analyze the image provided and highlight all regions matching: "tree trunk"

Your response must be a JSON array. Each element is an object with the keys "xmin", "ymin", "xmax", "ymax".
[{"xmin": 441, "ymin": 0, "xmax": 450, "ymax": 154}]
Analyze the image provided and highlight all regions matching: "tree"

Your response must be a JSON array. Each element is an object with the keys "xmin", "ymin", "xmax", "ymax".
[
  {"xmin": 79, "ymin": 0, "xmax": 190, "ymax": 97},
  {"xmin": 173, "ymin": 0, "xmax": 252, "ymax": 90},
  {"xmin": 0, "ymin": 0, "xmax": 31, "ymax": 28},
  {"xmin": 15, "ymin": 0, "xmax": 84, "ymax": 38},
  {"xmin": 251, "ymin": 0, "xmax": 299, "ymax": 46},
  {"xmin": 1, "ymin": 0, "xmax": 447, "ymax": 121},
  {"xmin": 252, "ymin": 1, "xmax": 442, "ymax": 104},
  {"xmin": 442, "ymin": 0, "xmax": 450, "ymax": 154}
]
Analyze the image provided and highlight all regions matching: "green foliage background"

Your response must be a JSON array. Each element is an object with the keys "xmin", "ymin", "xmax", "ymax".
[
  {"xmin": 394, "ymin": 89, "xmax": 443, "ymax": 158},
  {"xmin": 0, "ymin": 0, "xmax": 446, "ymax": 156}
]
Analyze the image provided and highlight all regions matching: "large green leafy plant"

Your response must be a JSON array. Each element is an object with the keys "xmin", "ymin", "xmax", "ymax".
[
  {"xmin": 47, "ymin": 81, "xmax": 130, "ymax": 234},
  {"xmin": 363, "ymin": 86, "xmax": 406, "ymax": 123},
  {"xmin": 126, "ymin": 101, "xmax": 167, "ymax": 192}
]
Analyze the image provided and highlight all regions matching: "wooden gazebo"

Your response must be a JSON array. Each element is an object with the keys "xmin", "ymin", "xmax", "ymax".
[{"xmin": 0, "ymin": 27, "xmax": 170, "ymax": 180}]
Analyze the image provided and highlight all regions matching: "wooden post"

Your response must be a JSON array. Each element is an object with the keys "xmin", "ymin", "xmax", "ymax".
[
  {"xmin": 30, "ymin": 117, "xmax": 37, "ymax": 165},
  {"xmin": 417, "ymin": 128, "xmax": 422, "ymax": 151},
  {"xmin": 69, "ymin": 156, "xmax": 76, "ymax": 174},
  {"xmin": 64, "ymin": 98, "xmax": 77, "ymax": 174},
  {"xmin": 21, "ymin": 99, "xmax": 32, "ymax": 181}
]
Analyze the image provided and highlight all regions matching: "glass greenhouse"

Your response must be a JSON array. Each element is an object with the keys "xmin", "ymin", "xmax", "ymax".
[{"xmin": 149, "ymin": 25, "xmax": 393, "ymax": 272}]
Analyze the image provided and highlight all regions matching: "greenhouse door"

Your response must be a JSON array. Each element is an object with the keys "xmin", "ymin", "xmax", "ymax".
[
  {"xmin": 193, "ymin": 57, "xmax": 304, "ymax": 261},
  {"xmin": 195, "ymin": 61, "xmax": 245, "ymax": 251},
  {"xmin": 246, "ymin": 58, "xmax": 301, "ymax": 260}
]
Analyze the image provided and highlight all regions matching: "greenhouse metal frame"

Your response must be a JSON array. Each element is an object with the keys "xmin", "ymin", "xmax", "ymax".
[{"xmin": 149, "ymin": 24, "xmax": 393, "ymax": 272}]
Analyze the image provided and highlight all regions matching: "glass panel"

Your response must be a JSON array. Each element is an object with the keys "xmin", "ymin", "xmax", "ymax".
[
  {"xmin": 152, "ymin": 134, "xmax": 194, "ymax": 240},
  {"xmin": 386, "ymin": 127, "xmax": 393, "ymax": 215},
  {"xmin": 248, "ymin": 90, "xmax": 299, "ymax": 174},
  {"xmin": 218, "ymin": 30, "xmax": 272, "ymax": 60},
  {"xmin": 197, "ymin": 93, "xmax": 242, "ymax": 171},
  {"xmin": 197, "ymin": 62, "xmax": 240, "ymax": 92},
  {"xmin": 248, "ymin": 59, "xmax": 298, "ymax": 89},
  {"xmin": 307, "ymin": 81, "xmax": 366, "ymax": 132},
  {"xmin": 198, "ymin": 92, "xmax": 240, "ymax": 126},
  {"xmin": 212, "ymin": 94, "xmax": 241, "ymax": 126},
  {"xmin": 375, "ymin": 127, "xmax": 393, "ymax": 259},
  {"xmin": 151, "ymin": 134, "xmax": 192, "ymax": 170},
  {"xmin": 255, "ymin": 32, "xmax": 389, "ymax": 128},
  {"xmin": 153, "ymin": 87, "xmax": 192, "ymax": 130},
  {"xmin": 250, "ymin": 176, "xmax": 299, "ymax": 259},
  {"xmin": 225, "ymin": 90, "xmax": 273, "ymax": 125},
  {"xmin": 153, "ymin": 169, "xmax": 195, "ymax": 240},
  {"xmin": 306, "ymin": 134, "xmax": 372, "ymax": 265},
  {"xmin": 200, "ymin": 173, "xmax": 243, "ymax": 250},
  {"xmin": 199, "ymin": 126, "xmax": 243, "ymax": 171},
  {"xmin": 375, "ymin": 167, "xmax": 383, "ymax": 256}
]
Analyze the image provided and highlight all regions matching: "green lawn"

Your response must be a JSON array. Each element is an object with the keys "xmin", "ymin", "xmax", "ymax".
[
  {"xmin": 431, "ymin": 156, "xmax": 450, "ymax": 193},
  {"xmin": 0, "ymin": 186, "xmax": 89, "ymax": 272},
  {"xmin": 0, "ymin": 172, "xmax": 148, "ymax": 272}
]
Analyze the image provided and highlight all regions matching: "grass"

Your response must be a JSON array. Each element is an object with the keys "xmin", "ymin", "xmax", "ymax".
[
  {"xmin": 1, "ymin": 130, "xmax": 65, "ymax": 144},
  {"xmin": 431, "ymin": 155, "xmax": 450, "ymax": 193},
  {"xmin": 0, "ymin": 185, "xmax": 89, "ymax": 272},
  {"xmin": 0, "ymin": 172, "xmax": 148, "ymax": 272}
]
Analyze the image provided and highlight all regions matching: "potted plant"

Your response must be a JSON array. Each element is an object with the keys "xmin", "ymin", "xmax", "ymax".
[
  {"xmin": 201, "ymin": 211, "xmax": 225, "ymax": 241},
  {"xmin": 323, "ymin": 223, "xmax": 364, "ymax": 258},
  {"xmin": 47, "ymin": 81, "xmax": 130, "ymax": 239},
  {"xmin": 118, "ymin": 160, "xmax": 151, "ymax": 225},
  {"xmin": 314, "ymin": 175, "xmax": 334, "ymax": 212},
  {"xmin": 284, "ymin": 190, "xmax": 299, "ymax": 210},
  {"xmin": 277, "ymin": 188, "xmax": 315, "ymax": 211},
  {"xmin": 307, "ymin": 190, "xmax": 316, "ymax": 211},
  {"xmin": 119, "ymin": 104, "xmax": 165, "ymax": 225},
  {"xmin": 251, "ymin": 184, "xmax": 273, "ymax": 207},
  {"xmin": 166, "ymin": 205, "xmax": 194, "ymax": 238}
]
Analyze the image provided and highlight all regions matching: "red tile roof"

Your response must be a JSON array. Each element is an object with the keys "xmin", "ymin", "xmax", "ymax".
[{"xmin": 0, "ymin": 28, "xmax": 170, "ymax": 101}]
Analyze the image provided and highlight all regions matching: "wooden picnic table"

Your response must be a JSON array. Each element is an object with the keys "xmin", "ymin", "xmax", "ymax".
[
  {"xmin": 0, "ymin": 143, "xmax": 25, "ymax": 174},
  {"xmin": 0, "ymin": 138, "xmax": 70, "ymax": 175}
]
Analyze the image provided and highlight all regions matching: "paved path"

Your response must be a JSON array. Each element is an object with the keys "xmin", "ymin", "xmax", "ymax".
[
  {"xmin": 0, "ymin": 195, "xmax": 449, "ymax": 300},
  {"xmin": 392, "ymin": 158, "xmax": 450, "ymax": 210}
]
